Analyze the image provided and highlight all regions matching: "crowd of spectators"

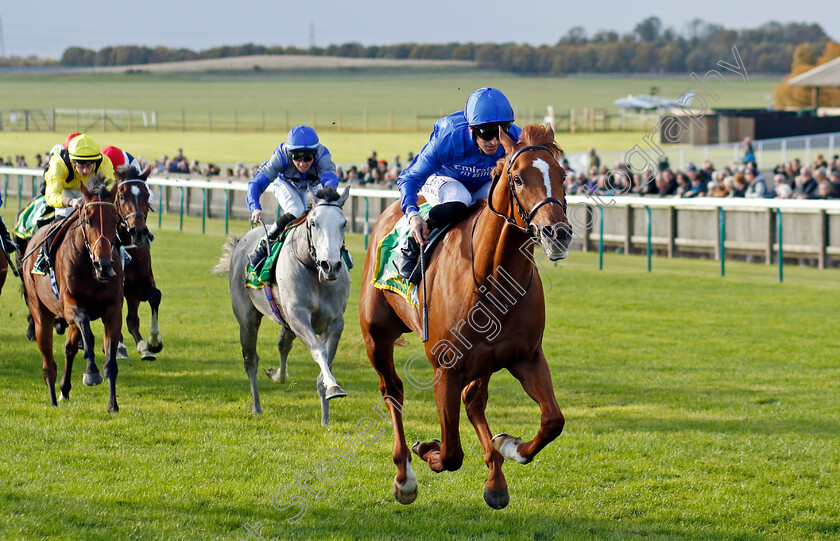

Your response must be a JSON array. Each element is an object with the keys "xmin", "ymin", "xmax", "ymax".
[
  {"xmin": 565, "ymin": 143, "xmax": 840, "ymax": 201},
  {"xmin": 4, "ymin": 139, "xmax": 839, "ymax": 201}
]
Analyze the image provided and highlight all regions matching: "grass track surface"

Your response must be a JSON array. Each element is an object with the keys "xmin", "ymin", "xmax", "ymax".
[{"xmin": 1, "ymin": 204, "xmax": 838, "ymax": 540}]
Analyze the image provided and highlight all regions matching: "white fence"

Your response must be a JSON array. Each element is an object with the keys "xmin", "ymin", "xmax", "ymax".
[{"xmin": 3, "ymin": 166, "xmax": 839, "ymax": 268}]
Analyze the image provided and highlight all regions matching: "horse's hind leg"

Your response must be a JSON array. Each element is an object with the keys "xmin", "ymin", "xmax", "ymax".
[
  {"xmin": 361, "ymin": 316, "xmax": 415, "ymax": 504},
  {"xmin": 59, "ymin": 324, "xmax": 82, "ymax": 401},
  {"xmin": 126, "ymin": 295, "xmax": 155, "ymax": 361},
  {"xmin": 239, "ymin": 313, "xmax": 263, "ymax": 414},
  {"xmin": 463, "ymin": 375, "xmax": 509, "ymax": 509},
  {"xmin": 146, "ymin": 285, "xmax": 163, "ymax": 354},
  {"xmin": 266, "ymin": 325, "xmax": 295, "ymax": 384},
  {"xmin": 32, "ymin": 305, "xmax": 58, "ymax": 406},
  {"xmin": 493, "ymin": 347, "xmax": 564, "ymax": 464}
]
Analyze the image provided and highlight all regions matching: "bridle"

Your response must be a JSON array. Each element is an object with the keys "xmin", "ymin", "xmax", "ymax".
[
  {"xmin": 75, "ymin": 200, "xmax": 119, "ymax": 262},
  {"xmin": 302, "ymin": 202, "xmax": 345, "ymax": 270},
  {"xmin": 487, "ymin": 144, "xmax": 567, "ymax": 239},
  {"xmin": 117, "ymin": 179, "xmax": 152, "ymax": 248}
]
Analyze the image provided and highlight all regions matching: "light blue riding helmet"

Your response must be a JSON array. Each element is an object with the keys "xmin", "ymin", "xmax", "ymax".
[
  {"xmin": 464, "ymin": 87, "xmax": 515, "ymax": 126},
  {"xmin": 285, "ymin": 126, "xmax": 320, "ymax": 151}
]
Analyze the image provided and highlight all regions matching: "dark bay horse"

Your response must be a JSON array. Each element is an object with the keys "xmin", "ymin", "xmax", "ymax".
[
  {"xmin": 359, "ymin": 124, "xmax": 572, "ymax": 509},
  {"xmin": 214, "ymin": 187, "xmax": 351, "ymax": 425},
  {"xmin": 115, "ymin": 165, "xmax": 163, "ymax": 361},
  {"xmin": 21, "ymin": 176, "xmax": 124, "ymax": 412},
  {"xmin": 0, "ymin": 251, "xmax": 6, "ymax": 296}
]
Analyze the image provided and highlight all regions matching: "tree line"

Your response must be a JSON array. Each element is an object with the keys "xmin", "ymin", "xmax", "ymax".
[{"xmin": 12, "ymin": 17, "xmax": 835, "ymax": 74}]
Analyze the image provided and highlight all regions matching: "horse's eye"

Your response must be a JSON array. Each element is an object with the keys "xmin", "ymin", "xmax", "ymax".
[{"xmin": 513, "ymin": 175, "xmax": 523, "ymax": 187}]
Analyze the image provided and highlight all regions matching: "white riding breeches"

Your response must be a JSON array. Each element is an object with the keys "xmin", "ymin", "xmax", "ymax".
[
  {"xmin": 419, "ymin": 175, "xmax": 491, "ymax": 208},
  {"xmin": 55, "ymin": 189, "xmax": 82, "ymax": 218},
  {"xmin": 268, "ymin": 178, "xmax": 312, "ymax": 218}
]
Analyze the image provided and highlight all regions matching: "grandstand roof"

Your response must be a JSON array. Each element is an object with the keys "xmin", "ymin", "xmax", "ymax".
[{"xmin": 789, "ymin": 56, "xmax": 840, "ymax": 87}]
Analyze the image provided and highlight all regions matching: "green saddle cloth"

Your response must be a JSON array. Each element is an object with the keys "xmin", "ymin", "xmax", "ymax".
[
  {"xmin": 370, "ymin": 203, "xmax": 432, "ymax": 308},
  {"xmin": 245, "ymin": 236, "xmax": 286, "ymax": 289},
  {"xmin": 14, "ymin": 196, "xmax": 55, "ymax": 240}
]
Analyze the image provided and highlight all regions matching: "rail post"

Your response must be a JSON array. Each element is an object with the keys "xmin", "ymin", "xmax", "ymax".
[
  {"xmin": 364, "ymin": 197, "xmax": 370, "ymax": 250},
  {"xmin": 718, "ymin": 207, "xmax": 726, "ymax": 277},
  {"xmin": 224, "ymin": 190, "xmax": 230, "ymax": 235},
  {"xmin": 179, "ymin": 186, "xmax": 185, "ymax": 232},
  {"xmin": 777, "ymin": 209, "xmax": 783, "ymax": 283},
  {"xmin": 645, "ymin": 205, "xmax": 652, "ymax": 272},
  {"xmin": 202, "ymin": 188, "xmax": 207, "ymax": 234},
  {"xmin": 598, "ymin": 204, "xmax": 604, "ymax": 270}
]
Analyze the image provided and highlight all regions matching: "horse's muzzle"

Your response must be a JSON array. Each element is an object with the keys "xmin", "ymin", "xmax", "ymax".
[
  {"xmin": 92, "ymin": 257, "xmax": 116, "ymax": 281},
  {"xmin": 539, "ymin": 223, "xmax": 572, "ymax": 261},
  {"xmin": 130, "ymin": 226, "xmax": 151, "ymax": 246},
  {"xmin": 318, "ymin": 260, "xmax": 343, "ymax": 282}
]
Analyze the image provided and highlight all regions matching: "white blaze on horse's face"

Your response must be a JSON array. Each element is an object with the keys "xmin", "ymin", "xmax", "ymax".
[
  {"xmin": 522, "ymin": 155, "xmax": 571, "ymax": 262},
  {"xmin": 533, "ymin": 158, "xmax": 552, "ymax": 198},
  {"xmin": 309, "ymin": 204, "xmax": 347, "ymax": 282}
]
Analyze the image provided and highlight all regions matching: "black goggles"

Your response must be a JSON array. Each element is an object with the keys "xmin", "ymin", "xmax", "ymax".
[
  {"xmin": 291, "ymin": 151, "xmax": 316, "ymax": 162},
  {"xmin": 473, "ymin": 123, "xmax": 511, "ymax": 141}
]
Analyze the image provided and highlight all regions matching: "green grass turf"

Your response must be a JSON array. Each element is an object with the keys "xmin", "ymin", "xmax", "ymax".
[{"xmin": 0, "ymin": 203, "xmax": 838, "ymax": 540}]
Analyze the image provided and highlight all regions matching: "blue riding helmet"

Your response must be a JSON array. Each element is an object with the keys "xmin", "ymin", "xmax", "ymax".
[
  {"xmin": 464, "ymin": 87, "xmax": 515, "ymax": 127},
  {"xmin": 285, "ymin": 126, "xmax": 320, "ymax": 151}
]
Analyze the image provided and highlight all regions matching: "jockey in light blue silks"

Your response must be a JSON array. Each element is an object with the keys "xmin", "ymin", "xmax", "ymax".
[
  {"xmin": 394, "ymin": 87, "xmax": 523, "ymax": 281},
  {"xmin": 245, "ymin": 125, "xmax": 348, "ymax": 268}
]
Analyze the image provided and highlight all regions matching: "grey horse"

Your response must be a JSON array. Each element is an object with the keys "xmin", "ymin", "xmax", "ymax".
[{"xmin": 214, "ymin": 187, "xmax": 351, "ymax": 424}]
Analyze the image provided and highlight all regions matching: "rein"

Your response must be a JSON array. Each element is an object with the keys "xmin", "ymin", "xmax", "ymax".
[
  {"xmin": 303, "ymin": 202, "xmax": 345, "ymax": 271},
  {"xmin": 117, "ymin": 179, "xmax": 151, "ymax": 247},
  {"xmin": 487, "ymin": 144, "xmax": 567, "ymax": 239},
  {"xmin": 79, "ymin": 201, "xmax": 118, "ymax": 261}
]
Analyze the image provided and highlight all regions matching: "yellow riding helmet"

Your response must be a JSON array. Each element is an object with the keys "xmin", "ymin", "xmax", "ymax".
[{"xmin": 68, "ymin": 134, "xmax": 102, "ymax": 161}]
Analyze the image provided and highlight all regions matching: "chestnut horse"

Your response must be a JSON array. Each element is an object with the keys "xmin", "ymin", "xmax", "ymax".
[
  {"xmin": 21, "ymin": 176, "xmax": 124, "ymax": 412},
  {"xmin": 359, "ymin": 124, "xmax": 572, "ymax": 509},
  {"xmin": 115, "ymin": 165, "xmax": 163, "ymax": 361}
]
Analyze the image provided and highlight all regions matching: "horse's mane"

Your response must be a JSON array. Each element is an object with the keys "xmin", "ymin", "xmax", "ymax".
[
  {"xmin": 116, "ymin": 164, "xmax": 141, "ymax": 180},
  {"xmin": 86, "ymin": 174, "xmax": 111, "ymax": 199},
  {"xmin": 492, "ymin": 124, "xmax": 564, "ymax": 178},
  {"xmin": 315, "ymin": 186, "xmax": 340, "ymax": 202}
]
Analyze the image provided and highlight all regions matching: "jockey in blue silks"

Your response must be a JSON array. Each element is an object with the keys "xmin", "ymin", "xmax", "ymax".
[
  {"xmin": 245, "ymin": 125, "xmax": 346, "ymax": 268},
  {"xmin": 394, "ymin": 87, "xmax": 522, "ymax": 281}
]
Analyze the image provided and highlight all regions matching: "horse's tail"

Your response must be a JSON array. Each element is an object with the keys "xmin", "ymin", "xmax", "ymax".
[{"xmin": 212, "ymin": 235, "xmax": 239, "ymax": 275}]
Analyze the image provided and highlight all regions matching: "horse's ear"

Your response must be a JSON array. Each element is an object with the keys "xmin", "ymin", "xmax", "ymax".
[
  {"xmin": 544, "ymin": 123, "xmax": 555, "ymax": 146},
  {"xmin": 108, "ymin": 180, "xmax": 119, "ymax": 201},
  {"xmin": 80, "ymin": 181, "xmax": 91, "ymax": 199},
  {"xmin": 500, "ymin": 126, "xmax": 517, "ymax": 154},
  {"xmin": 140, "ymin": 165, "xmax": 151, "ymax": 180},
  {"xmin": 337, "ymin": 185, "xmax": 350, "ymax": 207}
]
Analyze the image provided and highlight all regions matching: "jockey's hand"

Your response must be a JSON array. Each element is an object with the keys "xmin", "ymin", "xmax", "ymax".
[
  {"xmin": 409, "ymin": 214, "xmax": 429, "ymax": 245},
  {"xmin": 64, "ymin": 197, "xmax": 83, "ymax": 210},
  {"xmin": 251, "ymin": 209, "xmax": 263, "ymax": 223}
]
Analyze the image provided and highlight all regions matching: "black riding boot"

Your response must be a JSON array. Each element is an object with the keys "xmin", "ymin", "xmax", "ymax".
[
  {"xmin": 248, "ymin": 213, "xmax": 296, "ymax": 269},
  {"xmin": 33, "ymin": 245, "xmax": 52, "ymax": 274},
  {"xmin": 393, "ymin": 236, "xmax": 422, "ymax": 284},
  {"xmin": 0, "ymin": 217, "xmax": 17, "ymax": 254}
]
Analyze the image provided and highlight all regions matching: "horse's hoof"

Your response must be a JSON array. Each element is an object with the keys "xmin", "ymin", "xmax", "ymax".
[
  {"xmin": 483, "ymin": 486, "xmax": 510, "ymax": 510},
  {"xmin": 26, "ymin": 324, "xmax": 35, "ymax": 341},
  {"xmin": 393, "ymin": 479, "xmax": 418, "ymax": 505},
  {"xmin": 137, "ymin": 341, "xmax": 157, "ymax": 361},
  {"xmin": 58, "ymin": 393, "xmax": 70, "ymax": 402},
  {"xmin": 83, "ymin": 372, "xmax": 103, "ymax": 386},
  {"xmin": 411, "ymin": 439, "xmax": 441, "ymax": 458},
  {"xmin": 265, "ymin": 368, "xmax": 283, "ymax": 383},
  {"xmin": 325, "ymin": 385, "xmax": 347, "ymax": 400},
  {"xmin": 148, "ymin": 339, "xmax": 163, "ymax": 354},
  {"xmin": 491, "ymin": 433, "xmax": 530, "ymax": 464},
  {"xmin": 116, "ymin": 342, "xmax": 129, "ymax": 359}
]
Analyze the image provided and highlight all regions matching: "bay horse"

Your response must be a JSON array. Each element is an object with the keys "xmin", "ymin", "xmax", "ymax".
[
  {"xmin": 359, "ymin": 124, "xmax": 572, "ymax": 509},
  {"xmin": 214, "ymin": 186, "xmax": 351, "ymax": 425},
  {"xmin": 21, "ymin": 176, "xmax": 124, "ymax": 412},
  {"xmin": 0, "ymin": 250, "xmax": 6, "ymax": 296},
  {"xmin": 115, "ymin": 164, "xmax": 163, "ymax": 361}
]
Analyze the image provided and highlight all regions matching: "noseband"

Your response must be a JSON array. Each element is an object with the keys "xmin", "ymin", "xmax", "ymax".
[
  {"xmin": 487, "ymin": 145, "xmax": 567, "ymax": 238},
  {"xmin": 303, "ymin": 202, "xmax": 345, "ymax": 270}
]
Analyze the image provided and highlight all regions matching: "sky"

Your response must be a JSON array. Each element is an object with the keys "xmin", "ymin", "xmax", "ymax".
[{"xmin": 2, "ymin": 0, "xmax": 837, "ymax": 59}]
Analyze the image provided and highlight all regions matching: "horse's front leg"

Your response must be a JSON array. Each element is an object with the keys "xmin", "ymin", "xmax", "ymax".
[
  {"xmin": 462, "ymin": 375, "xmax": 509, "ymax": 509},
  {"xmin": 71, "ymin": 308, "xmax": 103, "ymax": 387},
  {"xmin": 102, "ymin": 305, "xmax": 122, "ymax": 413},
  {"xmin": 60, "ymin": 324, "xmax": 82, "ymax": 401},
  {"xmin": 32, "ymin": 303, "xmax": 58, "ymax": 406},
  {"xmin": 493, "ymin": 347, "xmax": 564, "ymax": 464},
  {"xmin": 146, "ymin": 284, "xmax": 163, "ymax": 354},
  {"xmin": 266, "ymin": 325, "xmax": 295, "ymax": 384},
  {"xmin": 413, "ymin": 371, "xmax": 465, "ymax": 473},
  {"xmin": 316, "ymin": 317, "xmax": 346, "ymax": 425},
  {"xmin": 288, "ymin": 310, "xmax": 345, "ymax": 400}
]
